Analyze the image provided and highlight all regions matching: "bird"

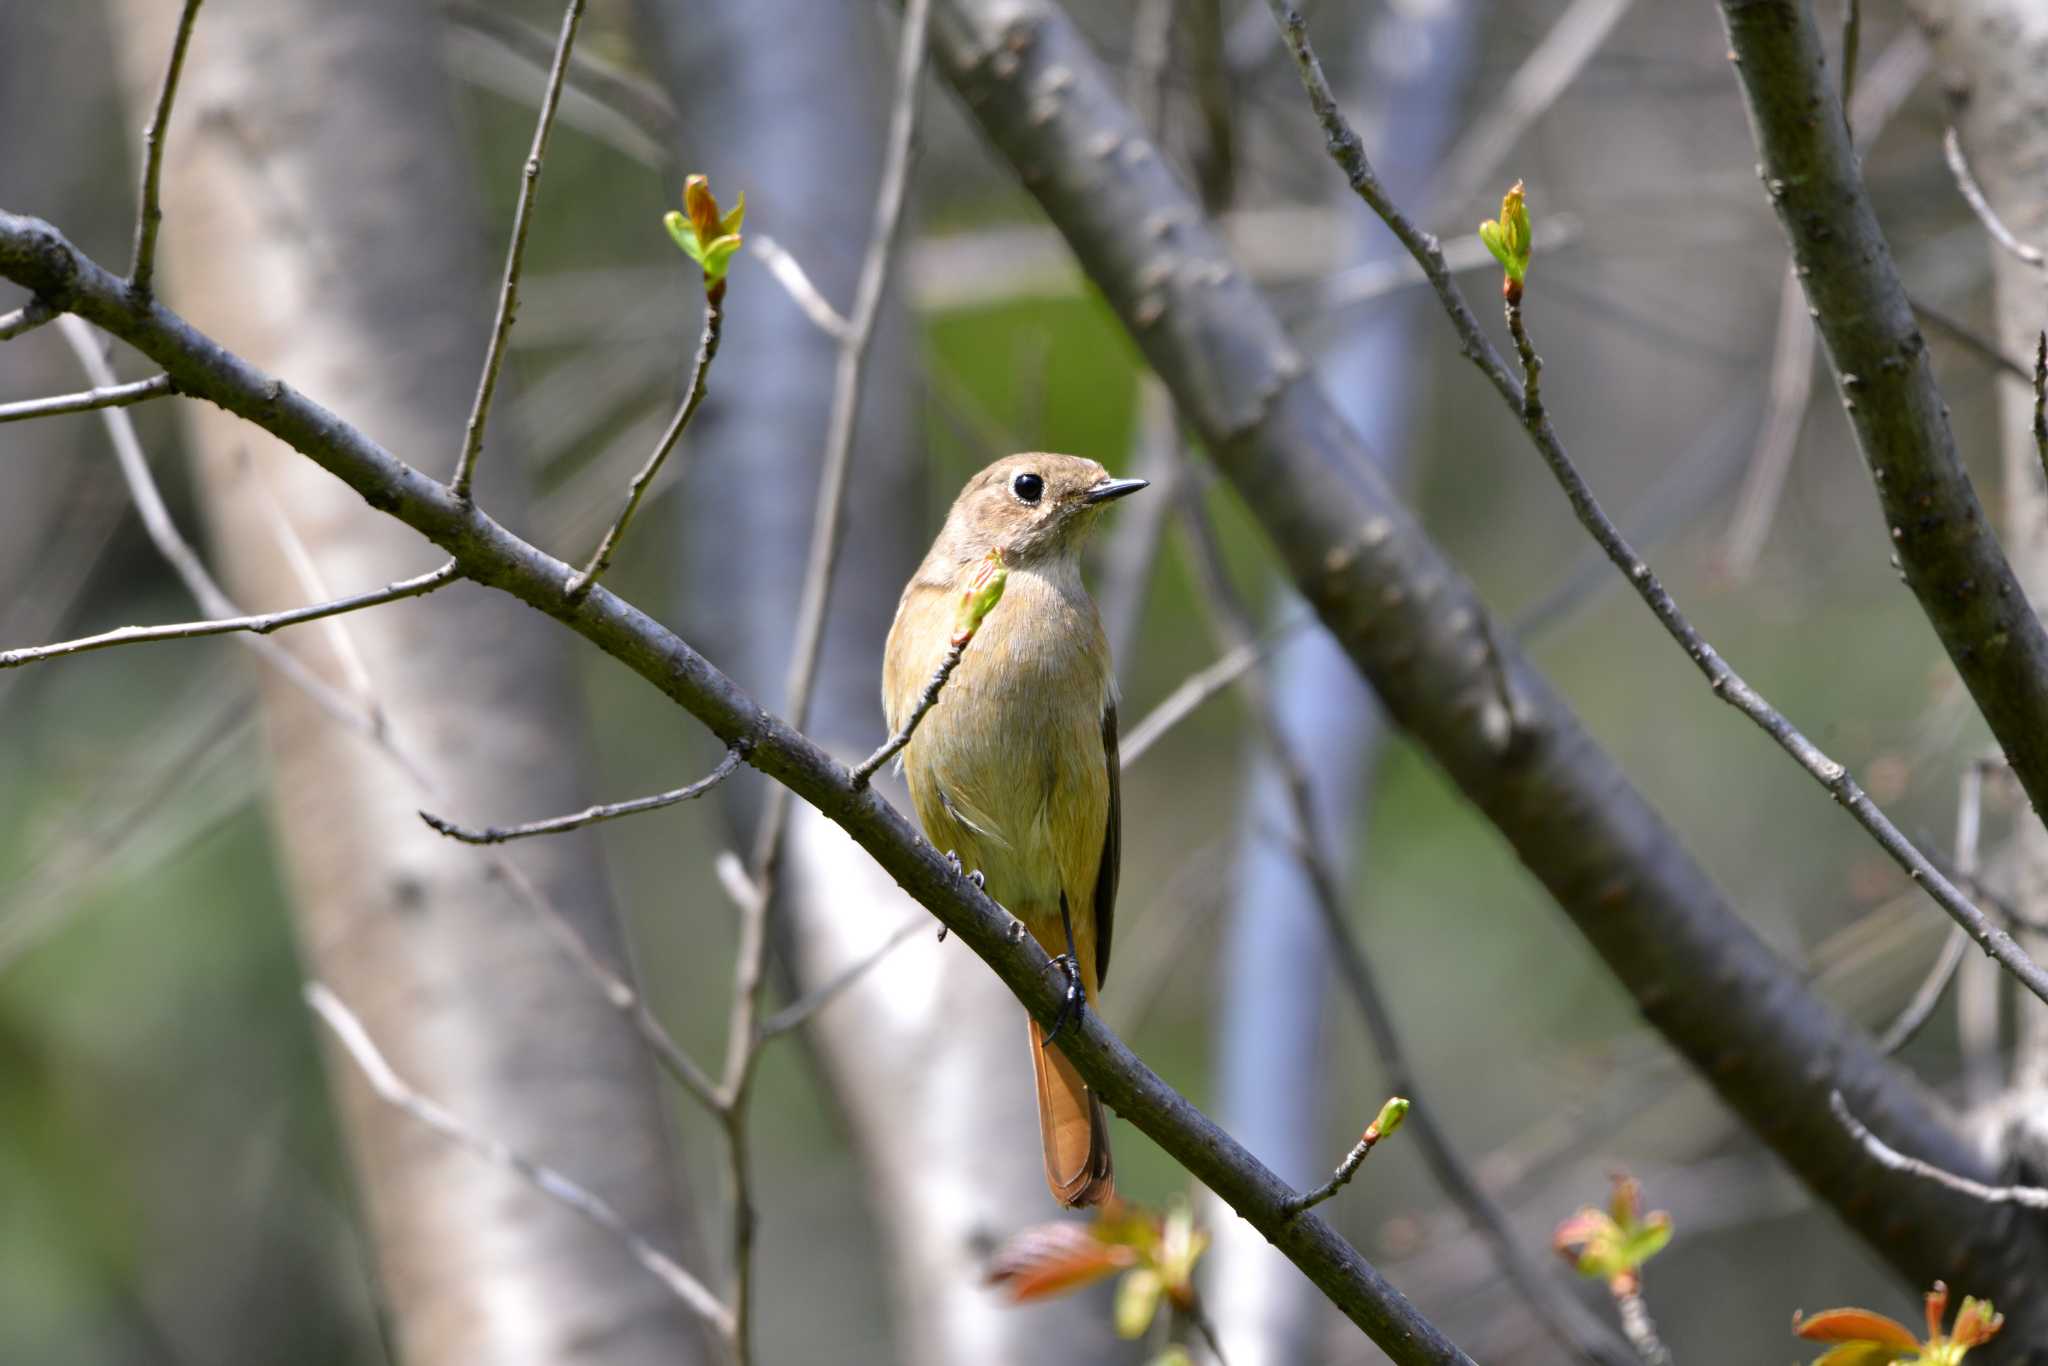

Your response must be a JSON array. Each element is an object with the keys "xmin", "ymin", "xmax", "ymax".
[{"xmin": 882, "ymin": 452, "xmax": 1148, "ymax": 1207}]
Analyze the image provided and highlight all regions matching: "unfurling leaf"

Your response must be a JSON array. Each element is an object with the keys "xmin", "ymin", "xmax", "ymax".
[
  {"xmin": 952, "ymin": 548, "xmax": 1009, "ymax": 646},
  {"xmin": 984, "ymin": 1221, "xmax": 1134, "ymax": 1302},
  {"xmin": 666, "ymin": 175, "xmax": 745, "ymax": 289},
  {"xmin": 1553, "ymin": 1171, "xmax": 1670, "ymax": 1292},
  {"xmin": 1370, "ymin": 1095, "xmax": 1410, "ymax": 1140},
  {"xmin": 1480, "ymin": 180, "xmax": 1532, "ymax": 298},
  {"xmin": 1792, "ymin": 1282, "xmax": 2003, "ymax": 1365}
]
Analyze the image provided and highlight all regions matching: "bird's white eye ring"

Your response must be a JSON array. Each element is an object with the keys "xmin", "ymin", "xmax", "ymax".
[{"xmin": 1011, "ymin": 471, "xmax": 1044, "ymax": 504}]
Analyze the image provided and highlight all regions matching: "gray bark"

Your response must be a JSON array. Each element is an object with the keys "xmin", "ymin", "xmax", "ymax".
[
  {"xmin": 105, "ymin": 2, "xmax": 707, "ymax": 1362},
  {"xmin": 1921, "ymin": 0, "xmax": 2048, "ymax": 1185},
  {"xmin": 634, "ymin": 1, "xmax": 1113, "ymax": 1360}
]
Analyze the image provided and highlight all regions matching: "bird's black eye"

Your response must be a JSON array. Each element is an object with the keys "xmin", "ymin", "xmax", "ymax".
[{"xmin": 1011, "ymin": 471, "xmax": 1044, "ymax": 504}]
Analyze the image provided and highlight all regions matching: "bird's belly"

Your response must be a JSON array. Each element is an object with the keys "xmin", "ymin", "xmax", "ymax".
[{"xmin": 904, "ymin": 673, "xmax": 1106, "ymax": 932}]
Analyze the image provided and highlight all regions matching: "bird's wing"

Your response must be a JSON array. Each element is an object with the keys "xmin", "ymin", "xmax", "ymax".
[{"xmin": 1094, "ymin": 700, "xmax": 1120, "ymax": 986}]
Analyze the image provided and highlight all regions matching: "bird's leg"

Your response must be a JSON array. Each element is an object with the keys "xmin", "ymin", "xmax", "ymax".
[{"xmin": 1041, "ymin": 891, "xmax": 1085, "ymax": 1047}]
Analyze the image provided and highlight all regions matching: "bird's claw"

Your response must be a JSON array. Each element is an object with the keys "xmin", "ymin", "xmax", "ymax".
[
  {"xmin": 943, "ymin": 849, "xmax": 986, "ymax": 889},
  {"xmin": 1040, "ymin": 952, "xmax": 1084, "ymax": 1047}
]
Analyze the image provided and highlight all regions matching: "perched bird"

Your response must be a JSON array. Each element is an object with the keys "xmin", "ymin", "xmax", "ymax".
[{"xmin": 882, "ymin": 453, "xmax": 1147, "ymax": 1207}]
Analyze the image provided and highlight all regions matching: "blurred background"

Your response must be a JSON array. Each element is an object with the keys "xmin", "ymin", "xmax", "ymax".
[{"xmin": 0, "ymin": 0, "xmax": 2027, "ymax": 1362}]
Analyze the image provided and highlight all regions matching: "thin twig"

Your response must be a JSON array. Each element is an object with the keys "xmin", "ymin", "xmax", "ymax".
[
  {"xmin": 724, "ymin": 7, "xmax": 932, "ymax": 1362},
  {"xmin": 52, "ymin": 316, "xmax": 403, "ymax": 764},
  {"xmin": 1118, "ymin": 616, "xmax": 1308, "ymax": 769},
  {"xmin": 850, "ymin": 640, "xmax": 964, "ymax": 787},
  {"xmin": 748, "ymin": 236, "xmax": 850, "ymax": 341},
  {"xmin": 129, "ymin": 0, "xmax": 205, "ymax": 299},
  {"xmin": 1176, "ymin": 497, "xmax": 1635, "ymax": 1366},
  {"xmin": 450, "ymin": 0, "xmax": 587, "ymax": 500},
  {"xmin": 1284, "ymin": 1120, "xmax": 1397, "ymax": 1218},
  {"xmin": 304, "ymin": 981, "xmax": 738, "ymax": 1335},
  {"xmin": 1263, "ymin": 2, "xmax": 2048, "ymax": 1011},
  {"xmin": 1913, "ymin": 297, "xmax": 2034, "ymax": 384},
  {"xmin": 1830, "ymin": 1090, "xmax": 2048, "ymax": 1208},
  {"xmin": 759, "ymin": 917, "xmax": 926, "ymax": 1039},
  {"xmin": 1719, "ymin": 267, "xmax": 1814, "ymax": 577},
  {"xmin": 2034, "ymin": 332, "xmax": 2047, "ymax": 488},
  {"xmin": 1429, "ymin": 0, "xmax": 1637, "ymax": 214},
  {"xmin": 0, "ymin": 298, "xmax": 55, "ymax": 341},
  {"xmin": 0, "ymin": 373, "xmax": 173, "ymax": 424},
  {"xmin": 564, "ymin": 295, "xmax": 722, "ymax": 600},
  {"xmin": 1943, "ymin": 126, "xmax": 2047, "ymax": 273},
  {"xmin": 421, "ymin": 745, "xmax": 741, "ymax": 844},
  {"xmin": 0, "ymin": 562, "xmax": 458, "ymax": 670},
  {"xmin": 1612, "ymin": 1286, "xmax": 1672, "ymax": 1366},
  {"xmin": 1506, "ymin": 287, "xmax": 2048, "ymax": 1006},
  {"xmin": 1877, "ymin": 759, "xmax": 1985, "ymax": 1055},
  {"xmin": 1186, "ymin": 1299, "xmax": 1233, "ymax": 1366}
]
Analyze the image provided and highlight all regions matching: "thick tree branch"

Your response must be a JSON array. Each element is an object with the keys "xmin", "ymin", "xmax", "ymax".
[
  {"xmin": 908, "ymin": 0, "xmax": 2048, "ymax": 1332},
  {"xmin": 1718, "ymin": 0, "xmax": 2048, "ymax": 824},
  {"xmin": 0, "ymin": 210, "xmax": 1473, "ymax": 1366}
]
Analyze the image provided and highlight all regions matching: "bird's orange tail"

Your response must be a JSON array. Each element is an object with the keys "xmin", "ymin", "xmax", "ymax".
[{"xmin": 1028, "ymin": 1016, "xmax": 1114, "ymax": 1207}]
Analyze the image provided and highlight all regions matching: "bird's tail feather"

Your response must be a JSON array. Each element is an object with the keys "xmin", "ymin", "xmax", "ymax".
[{"xmin": 1029, "ymin": 1016, "xmax": 1114, "ymax": 1207}]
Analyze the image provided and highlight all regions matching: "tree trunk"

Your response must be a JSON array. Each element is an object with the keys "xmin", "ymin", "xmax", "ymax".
[{"xmin": 106, "ymin": 2, "xmax": 709, "ymax": 1362}]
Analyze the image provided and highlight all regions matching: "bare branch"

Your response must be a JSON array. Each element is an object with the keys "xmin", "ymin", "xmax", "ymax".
[
  {"xmin": 304, "ymin": 981, "xmax": 738, "ymax": 1335},
  {"xmin": 0, "ymin": 297, "xmax": 55, "ymax": 341},
  {"xmin": 0, "ymin": 372, "xmax": 172, "ymax": 424},
  {"xmin": 1613, "ymin": 1288, "xmax": 1672, "ymax": 1366},
  {"xmin": 438, "ymin": 0, "xmax": 676, "ymax": 161},
  {"xmin": 0, "ymin": 561, "xmax": 458, "ymax": 670},
  {"xmin": 52, "ymin": 316, "xmax": 404, "ymax": 763},
  {"xmin": 1944, "ymin": 125, "xmax": 2048, "ymax": 273},
  {"xmin": 1913, "ymin": 296, "xmax": 2034, "ymax": 384},
  {"xmin": 1717, "ymin": 0, "xmax": 2048, "ymax": 824},
  {"xmin": 1119, "ymin": 616, "xmax": 1307, "ymax": 769},
  {"xmin": 1283, "ymin": 1106, "xmax": 1404, "ymax": 1219},
  {"xmin": 850, "ymin": 638, "xmax": 965, "ymax": 787},
  {"xmin": 450, "ymin": 0, "xmax": 587, "ymax": 501},
  {"xmin": 747, "ymin": 235, "xmax": 850, "ymax": 341},
  {"xmin": 1497, "ymin": 273, "xmax": 2048, "ymax": 1007},
  {"xmin": 1831, "ymin": 1090, "xmax": 2048, "ymax": 1209},
  {"xmin": 129, "ymin": 0, "xmax": 204, "ymax": 299},
  {"xmin": 564, "ymin": 293, "xmax": 722, "ymax": 600},
  {"xmin": 1269, "ymin": 2, "xmax": 2048, "ymax": 1010},
  {"xmin": 758, "ymin": 917, "xmax": 925, "ymax": 1039},
  {"xmin": 1878, "ymin": 758, "xmax": 1986, "ymax": 1055},
  {"xmin": 421, "ymin": 745, "xmax": 741, "ymax": 844},
  {"xmin": 1429, "ymin": 0, "xmax": 1637, "ymax": 213}
]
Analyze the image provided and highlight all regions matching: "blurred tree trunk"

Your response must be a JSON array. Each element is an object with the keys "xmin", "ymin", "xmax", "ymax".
[
  {"xmin": 1923, "ymin": 0, "xmax": 2048, "ymax": 1181},
  {"xmin": 1203, "ymin": 5, "xmax": 1473, "ymax": 1361},
  {"xmin": 635, "ymin": 1, "xmax": 1117, "ymax": 1360},
  {"xmin": 105, "ymin": 2, "xmax": 709, "ymax": 1362}
]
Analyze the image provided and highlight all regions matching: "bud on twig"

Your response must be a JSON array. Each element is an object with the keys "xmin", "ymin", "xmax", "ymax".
[
  {"xmin": 952, "ymin": 549, "xmax": 1009, "ymax": 647},
  {"xmin": 664, "ymin": 174, "xmax": 746, "ymax": 295},
  {"xmin": 1480, "ymin": 180, "xmax": 1532, "ymax": 304}
]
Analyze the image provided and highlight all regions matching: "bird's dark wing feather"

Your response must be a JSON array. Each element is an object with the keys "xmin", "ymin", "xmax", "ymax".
[{"xmin": 1094, "ymin": 701, "xmax": 1120, "ymax": 986}]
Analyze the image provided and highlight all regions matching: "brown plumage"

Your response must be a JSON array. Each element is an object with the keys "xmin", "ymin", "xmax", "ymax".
[{"xmin": 882, "ymin": 453, "xmax": 1146, "ymax": 1207}]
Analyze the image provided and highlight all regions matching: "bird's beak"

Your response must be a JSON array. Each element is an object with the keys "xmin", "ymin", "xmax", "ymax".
[{"xmin": 1083, "ymin": 477, "xmax": 1149, "ymax": 505}]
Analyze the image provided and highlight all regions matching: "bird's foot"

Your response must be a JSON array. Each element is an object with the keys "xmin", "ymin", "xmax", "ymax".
[{"xmin": 1040, "ymin": 952, "xmax": 1084, "ymax": 1047}]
